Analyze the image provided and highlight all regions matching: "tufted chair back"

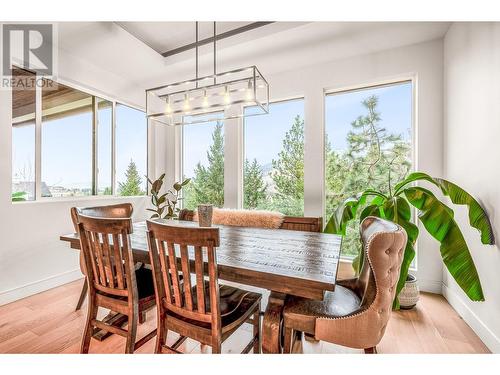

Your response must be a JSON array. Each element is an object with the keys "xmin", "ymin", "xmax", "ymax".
[{"xmin": 314, "ymin": 216, "xmax": 407, "ymax": 349}]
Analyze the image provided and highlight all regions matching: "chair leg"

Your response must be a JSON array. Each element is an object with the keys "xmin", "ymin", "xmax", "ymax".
[
  {"xmin": 139, "ymin": 311, "xmax": 146, "ymax": 324},
  {"xmin": 283, "ymin": 326, "xmax": 293, "ymax": 354},
  {"xmin": 253, "ymin": 303, "xmax": 261, "ymax": 354},
  {"xmin": 75, "ymin": 278, "xmax": 88, "ymax": 311},
  {"xmin": 364, "ymin": 346, "xmax": 377, "ymax": 354},
  {"xmin": 125, "ymin": 309, "xmax": 138, "ymax": 354},
  {"xmin": 155, "ymin": 318, "xmax": 167, "ymax": 354},
  {"xmin": 80, "ymin": 295, "xmax": 97, "ymax": 354},
  {"xmin": 211, "ymin": 337, "xmax": 222, "ymax": 354}
]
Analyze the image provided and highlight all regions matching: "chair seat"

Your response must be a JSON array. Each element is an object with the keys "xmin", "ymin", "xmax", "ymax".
[
  {"xmin": 283, "ymin": 286, "xmax": 361, "ymax": 334},
  {"xmin": 165, "ymin": 284, "xmax": 261, "ymax": 335}
]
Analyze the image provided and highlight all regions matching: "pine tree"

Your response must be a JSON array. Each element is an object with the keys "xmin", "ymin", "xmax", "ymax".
[
  {"xmin": 185, "ymin": 122, "xmax": 225, "ymax": 208},
  {"xmin": 270, "ymin": 115, "xmax": 305, "ymax": 215},
  {"xmin": 243, "ymin": 158, "xmax": 267, "ymax": 209},
  {"xmin": 119, "ymin": 160, "xmax": 145, "ymax": 196}
]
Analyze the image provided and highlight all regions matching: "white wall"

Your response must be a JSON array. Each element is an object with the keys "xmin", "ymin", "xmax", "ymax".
[
  {"xmin": 0, "ymin": 22, "xmax": 162, "ymax": 305},
  {"xmin": 443, "ymin": 22, "xmax": 500, "ymax": 353}
]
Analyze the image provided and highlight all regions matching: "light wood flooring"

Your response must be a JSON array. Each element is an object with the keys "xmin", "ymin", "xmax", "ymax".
[{"xmin": 0, "ymin": 279, "xmax": 490, "ymax": 354}]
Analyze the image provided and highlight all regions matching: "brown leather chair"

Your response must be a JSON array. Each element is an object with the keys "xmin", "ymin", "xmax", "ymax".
[
  {"xmin": 77, "ymin": 215, "xmax": 156, "ymax": 353},
  {"xmin": 70, "ymin": 203, "xmax": 134, "ymax": 311},
  {"xmin": 283, "ymin": 216, "xmax": 407, "ymax": 354},
  {"xmin": 146, "ymin": 220, "xmax": 262, "ymax": 354}
]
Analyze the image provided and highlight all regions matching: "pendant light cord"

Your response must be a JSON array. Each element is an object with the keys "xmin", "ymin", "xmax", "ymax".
[
  {"xmin": 195, "ymin": 21, "xmax": 199, "ymax": 88},
  {"xmin": 213, "ymin": 21, "xmax": 216, "ymax": 84}
]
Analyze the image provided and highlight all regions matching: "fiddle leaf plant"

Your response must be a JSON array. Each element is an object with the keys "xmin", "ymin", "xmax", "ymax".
[
  {"xmin": 146, "ymin": 173, "xmax": 190, "ymax": 220},
  {"xmin": 324, "ymin": 171, "xmax": 495, "ymax": 309}
]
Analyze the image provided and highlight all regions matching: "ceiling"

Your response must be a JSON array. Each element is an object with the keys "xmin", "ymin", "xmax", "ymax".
[
  {"xmin": 57, "ymin": 22, "xmax": 451, "ymax": 103},
  {"xmin": 116, "ymin": 22, "xmax": 280, "ymax": 55}
]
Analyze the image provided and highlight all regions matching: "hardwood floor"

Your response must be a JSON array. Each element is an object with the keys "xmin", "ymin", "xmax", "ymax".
[{"xmin": 0, "ymin": 279, "xmax": 490, "ymax": 354}]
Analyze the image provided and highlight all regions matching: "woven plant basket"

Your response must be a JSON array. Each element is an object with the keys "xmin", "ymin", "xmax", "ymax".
[{"xmin": 398, "ymin": 273, "xmax": 419, "ymax": 309}]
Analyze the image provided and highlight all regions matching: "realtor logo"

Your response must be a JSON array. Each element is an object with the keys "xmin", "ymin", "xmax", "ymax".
[{"xmin": 2, "ymin": 24, "xmax": 54, "ymax": 76}]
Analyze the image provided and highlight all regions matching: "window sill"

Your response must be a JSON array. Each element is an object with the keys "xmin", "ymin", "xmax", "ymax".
[{"xmin": 11, "ymin": 194, "xmax": 148, "ymax": 205}]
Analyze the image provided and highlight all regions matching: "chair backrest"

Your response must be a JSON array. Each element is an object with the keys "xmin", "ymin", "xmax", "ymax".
[
  {"xmin": 314, "ymin": 216, "xmax": 407, "ymax": 348},
  {"xmin": 356, "ymin": 216, "xmax": 406, "ymax": 309},
  {"xmin": 77, "ymin": 215, "xmax": 137, "ymax": 299},
  {"xmin": 178, "ymin": 208, "xmax": 322, "ymax": 233},
  {"xmin": 71, "ymin": 203, "xmax": 134, "ymax": 232},
  {"xmin": 146, "ymin": 220, "xmax": 221, "ymax": 330}
]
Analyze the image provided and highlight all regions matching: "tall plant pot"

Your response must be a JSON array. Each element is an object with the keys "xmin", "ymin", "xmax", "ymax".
[{"xmin": 398, "ymin": 274, "xmax": 419, "ymax": 309}]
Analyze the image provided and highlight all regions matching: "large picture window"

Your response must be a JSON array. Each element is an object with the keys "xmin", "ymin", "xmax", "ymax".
[
  {"xmin": 182, "ymin": 116, "xmax": 224, "ymax": 209},
  {"xmin": 11, "ymin": 67, "xmax": 36, "ymax": 201},
  {"xmin": 10, "ymin": 69, "xmax": 147, "ymax": 201},
  {"xmin": 41, "ymin": 81, "xmax": 93, "ymax": 197},
  {"xmin": 325, "ymin": 81, "xmax": 413, "ymax": 258},
  {"xmin": 115, "ymin": 104, "xmax": 147, "ymax": 196},
  {"xmin": 244, "ymin": 98, "xmax": 305, "ymax": 216}
]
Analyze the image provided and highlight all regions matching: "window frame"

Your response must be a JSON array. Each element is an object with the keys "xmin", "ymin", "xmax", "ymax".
[
  {"xmin": 11, "ymin": 70, "xmax": 148, "ymax": 202},
  {"xmin": 323, "ymin": 77, "xmax": 417, "ymax": 267}
]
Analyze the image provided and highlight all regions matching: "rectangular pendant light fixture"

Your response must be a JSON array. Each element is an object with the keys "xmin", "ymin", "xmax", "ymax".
[{"xmin": 146, "ymin": 65, "xmax": 269, "ymax": 126}]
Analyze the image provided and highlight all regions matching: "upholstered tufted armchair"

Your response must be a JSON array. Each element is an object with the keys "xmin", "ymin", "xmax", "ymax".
[{"xmin": 283, "ymin": 216, "xmax": 407, "ymax": 354}]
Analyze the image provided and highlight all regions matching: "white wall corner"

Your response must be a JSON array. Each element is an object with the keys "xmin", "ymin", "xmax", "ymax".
[{"xmin": 442, "ymin": 283, "xmax": 500, "ymax": 353}]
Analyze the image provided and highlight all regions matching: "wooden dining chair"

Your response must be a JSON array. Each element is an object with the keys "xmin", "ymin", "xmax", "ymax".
[
  {"xmin": 282, "ymin": 216, "xmax": 407, "ymax": 354},
  {"xmin": 146, "ymin": 220, "xmax": 262, "ymax": 354},
  {"xmin": 71, "ymin": 203, "xmax": 134, "ymax": 311},
  {"xmin": 77, "ymin": 215, "xmax": 157, "ymax": 353}
]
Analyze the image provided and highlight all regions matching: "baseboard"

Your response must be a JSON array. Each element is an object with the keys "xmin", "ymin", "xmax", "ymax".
[
  {"xmin": 0, "ymin": 269, "xmax": 83, "ymax": 306},
  {"xmin": 442, "ymin": 283, "xmax": 500, "ymax": 353},
  {"xmin": 418, "ymin": 278, "xmax": 443, "ymax": 294}
]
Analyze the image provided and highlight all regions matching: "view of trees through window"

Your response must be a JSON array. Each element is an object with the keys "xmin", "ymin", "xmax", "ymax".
[
  {"xmin": 11, "ymin": 68, "xmax": 147, "ymax": 200},
  {"xmin": 115, "ymin": 104, "xmax": 148, "ymax": 196},
  {"xmin": 182, "ymin": 117, "xmax": 224, "ymax": 209},
  {"xmin": 325, "ymin": 81, "xmax": 413, "ymax": 258},
  {"xmin": 244, "ymin": 99, "xmax": 305, "ymax": 216}
]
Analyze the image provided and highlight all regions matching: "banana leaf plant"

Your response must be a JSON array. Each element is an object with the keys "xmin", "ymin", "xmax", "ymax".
[
  {"xmin": 324, "ymin": 171, "xmax": 495, "ymax": 309},
  {"xmin": 146, "ymin": 173, "xmax": 190, "ymax": 220}
]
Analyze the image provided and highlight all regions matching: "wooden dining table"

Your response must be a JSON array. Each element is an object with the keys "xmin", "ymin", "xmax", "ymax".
[{"xmin": 60, "ymin": 220, "xmax": 342, "ymax": 353}]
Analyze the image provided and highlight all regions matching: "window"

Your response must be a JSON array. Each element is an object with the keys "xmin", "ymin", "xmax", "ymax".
[
  {"xmin": 324, "ymin": 81, "xmax": 413, "ymax": 258},
  {"xmin": 115, "ymin": 103, "xmax": 147, "ymax": 196},
  {"xmin": 10, "ymin": 71, "xmax": 148, "ymax": 201},
  {"xmin": 182, "ymin": 115, "xmax": 224, "ymax": 209},
  {"xmin": 97, "ymin": 98, "xmax": 112, "ymax": 195},
  {"xmin": 41, "ymin": 81, "xmax": 93, "ymax": 197},
  {"xmin": 11, "ymin": 67, "xmax": 36, "ymax": 201},
  {"xmin": 244, "ymin": 98, "xmax": 305, "ymax": 216}
]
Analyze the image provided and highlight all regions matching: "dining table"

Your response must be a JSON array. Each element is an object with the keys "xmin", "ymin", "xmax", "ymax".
[{"xmin": 60, "ymin": 220, "xmax": 342, "ymax": 353}]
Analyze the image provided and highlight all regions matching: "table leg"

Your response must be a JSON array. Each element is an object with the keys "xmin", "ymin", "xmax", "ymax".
[{"xmin": 262, "ymin": 291, "xmax": 287, "ymax": 354}]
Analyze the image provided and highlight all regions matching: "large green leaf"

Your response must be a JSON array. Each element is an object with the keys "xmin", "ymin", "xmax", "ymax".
[
  {"xmin": 382, "ymin": 196, "xmax": 418, "ymax": 309},
  {"xmin": 395, "ymin": 172, "xmax": 494, "ymax": 245},
  {"xmin": 324, "ymin": 197, "xmax": 361, "ymax": 235},
  {"xmin": 404, "ymin": 186, "xmax": 484, "ymax": 301}
]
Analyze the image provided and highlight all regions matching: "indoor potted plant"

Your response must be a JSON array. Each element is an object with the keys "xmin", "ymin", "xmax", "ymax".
[
  {"xmin": 146, "ymin": 173, "xmax": 190, "ymax": 220},
  {"xmin": 325, "ymin": 171, "xmax": 495, "ymax": 309}
]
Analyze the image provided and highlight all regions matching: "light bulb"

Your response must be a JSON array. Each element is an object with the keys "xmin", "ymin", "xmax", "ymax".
[
  {"xmin": 245, "ymin": 80, "xmax": 254, "ymax": 101},
  {"xmin": 202, "ymin": 90, "xmax": 209, "ymax": 108},
  {"xmin": 165, "ymin": 96, "xmax": 172, "ymax": 114},
  {"xmin": 223, "ymin": 86, "xmax": 231, "ymax": 105},
  {"xmin": 183, "ymin": 93, "xmax": 190, "ymax": 111}
]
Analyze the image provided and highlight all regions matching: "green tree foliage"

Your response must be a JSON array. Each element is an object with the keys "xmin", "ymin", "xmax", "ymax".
[
  {"xmin": 243, "ymin": 158, "xmax": 267, "ymax": 209},
  {"xmin": 119, "ymin": 160, "xmax": 145, "ymax": 196},
  {"xmin": 325, "ymin": 95, "xmax": 411, "ymax": 257},
  {"xmin": 184, "ymin": 122, "xmax": 225, "ymax": 209},
  {"xmin": 269, "ymin": 115, "xmax": 305, "ymax": 216}
]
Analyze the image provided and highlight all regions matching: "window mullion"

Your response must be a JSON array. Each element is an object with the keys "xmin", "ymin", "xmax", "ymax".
[
  {"xmin": 92, "ymin": 97, "xmax": 98, "ymax": 195},
  {"xmin": 111, "ymin": 101, "xmax": 116, "ymax": 195},
  {"xmin": 34, "ymin": 77, "xmax": 42, "ymax": 200}
]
